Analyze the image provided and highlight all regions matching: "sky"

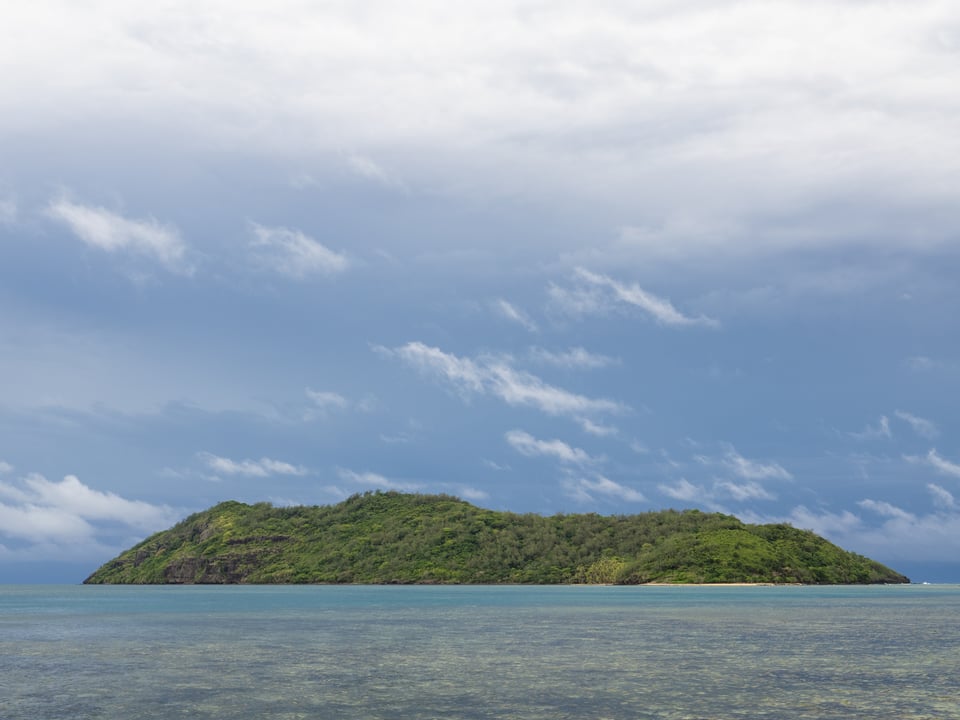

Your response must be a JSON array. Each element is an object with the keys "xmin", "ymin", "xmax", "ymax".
[{"xmin": 2, "ymin": 0, "xmax": 960, "ymax": 583}]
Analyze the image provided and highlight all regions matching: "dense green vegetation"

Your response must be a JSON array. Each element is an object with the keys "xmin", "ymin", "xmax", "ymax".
[{"xmin": 84, "ymin": 492, "xmax": 909, "ymax": 584}]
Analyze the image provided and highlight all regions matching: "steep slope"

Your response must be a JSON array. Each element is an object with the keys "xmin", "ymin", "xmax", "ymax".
[{"xmin": 84, "ymin": 491, "xmax": 909, "ymax": 584}]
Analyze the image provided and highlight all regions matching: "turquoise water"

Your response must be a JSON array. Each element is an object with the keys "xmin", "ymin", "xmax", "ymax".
[{"xmin": 3, "ymin": 584, "xmax": 959, "ymax": 719}]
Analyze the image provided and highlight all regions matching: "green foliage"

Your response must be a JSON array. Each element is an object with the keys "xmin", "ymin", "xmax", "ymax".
[{"xmin": 83, "ymin": 492, "xmax": 910, "ymax": 585}]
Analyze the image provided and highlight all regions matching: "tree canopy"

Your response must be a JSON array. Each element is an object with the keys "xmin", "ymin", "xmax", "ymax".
[{"xmin": 84, "ymin": 491, "xmax": 909, "ymax": 585}]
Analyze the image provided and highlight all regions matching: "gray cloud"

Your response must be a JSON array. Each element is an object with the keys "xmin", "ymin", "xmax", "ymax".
[{"xmin": 7, "ymin": 2, "xmax": 957, "ymax": 262}]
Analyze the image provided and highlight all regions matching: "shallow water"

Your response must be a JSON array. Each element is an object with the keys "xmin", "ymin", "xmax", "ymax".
[{"xmin": 2, "ymin": 584, "xmax": 958, "ymax": 719}]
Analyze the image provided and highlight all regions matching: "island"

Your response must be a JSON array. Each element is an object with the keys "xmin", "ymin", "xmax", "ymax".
[{"xmin": 84, "ymin": 491, "xmax": 909, "ymax": 584}]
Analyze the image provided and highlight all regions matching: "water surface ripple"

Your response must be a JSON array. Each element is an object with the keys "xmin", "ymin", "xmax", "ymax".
[{"xmin": 3, "ymin": 584, "xmax": 958, "ymax": 719}]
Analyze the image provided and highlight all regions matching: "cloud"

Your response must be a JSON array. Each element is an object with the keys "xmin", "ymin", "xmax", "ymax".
[
  {"xmin": 719, "ymin": 446, "xmax": 793, "ymax": 481},
  {"xmin": 9, "ymin": 1, "xmax": 960, "ymax": 264},
  {"xmin": 714, "ymin": 480, "xmax": 776, "ymax": 502},
  {"xmin": 578, "ymin": 418, "xmax": 618, "ymax": 437},
  {"xmin": 780, "ymin": 505, "xmax": 864, "ymax": 538},
  {"xmin": 505, "ymin": 430, "xmax": 596, "ymax": 465},
  {"xmin": 849, "ymin": 415, "xmax": 892, "ymax": 440},
  {"xmin": 905, "ymin": 449, "xmax": 960, "ymax": 478},
  {"xmin": 857, "ymin": 498, "xmax": 915, "ymax": 522},
  {"xmin": 657, "ymin": 478, "xmax": 704, "ymax": 503},
  {"xmin": 657, "ymin": 477, "xmax": 775, "ymax": 505},
  {"xmin": 0, "ymin": 473, "xmax": 177, "ymax": 551},
  {"xmin": 0, "ymin": 461, "xmax": 12, "ymax": 475},
  {"xmin": 383, "ymin": 341, "xmax": 485, "ymax": 397},
  {"xmin": 744, "ymin": 498, "xmax": 960, "ymax": 565},
  {"xmin": 928, "ymin": 484, "xmax": 956, "ymax": 510},
  {"xmin": 197, "ymin": 452, "xmax": 308, "ymax": 477},
  {"xmin": 694, "ymin": 445, "xmax": 792, "ymax": 482},
  {"xmin": 305, "ymin": 389, "xmax": 349, "ymax": 410},
  {"xmin": 303, "ymin": 387, "xmax": 374, "ymax": 420},
  {"xmin": 563, "ymin": 268, "xmax": 719, "ymax": 328},
  {"xmin": 691, "ymin": 442, "xmax": 960, "ymax": 567},
  {"xmin": 456, "ymin": 486, "xmax": 489, "ymax": 502},
  {"xmin": 248, "ymin": 222, "xmax": 348, "ymax": 278},
  {"xmin": 0, "ymin": 197, "xmax": 16, "ymax": 225},
  {"xmin": 494, "ymin": 299, "xmax": 538, "ymax": 332},
  {"xmin": 47, "ymin": 198, "xmax": 189, "ymax": 273},
  {"xmin": 336, "ymin": 468, "xmax": 423, "ymax": 492},
  {"xmin": 547, "ymin": 282, "xmax": 608, "ymax": 318},
  {"xmin": 529, "ymin": 346, "xmax": 618, "ymax": 370},
  {"xmin": 385, "ymin": 341, "xmax": 625, "ymax": 421},
  {"xmin": 346, "ymin": 153, "xmax": 403, "ymax": 189},
  {"xmin": 564, "ymin": 474, "xmax": 644, "ymax": 503},
  {"xmin": 894, "ymin": 410, "xmax": 939, "ymax": 439},
  {"xmin": 905, "ymin": 356, "xmax": 940, "ymax": 372}
]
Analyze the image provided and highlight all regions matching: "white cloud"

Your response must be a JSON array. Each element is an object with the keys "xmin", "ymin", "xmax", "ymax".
[
  {"xmin": 47, "ymin": 198, "xmax": 189, "ymax": 272},
  {"xmin": 783, "ymin": 505, "xmax": 864, "ymax": 538},
  {"xmin": 547, "ymin": 282, "xmax": 608, "ymax": 318},
  {"xmin": 928, "ymin": 484, "xmax": 956, "ymax": 510},
  {"xmin": 905, "ymin": 449, "xmax": 960, "ymax": 478},
  {"xmin": 0, "ymin": 473, "xmax": 177, "ymax": 550},
  {"xmin": 657, "ymin": 478, "xmax": 704, "ymax": 503},
  {"xmin": 530, "ymin": 346, "xmax": 618, "ymax": 370},
  {"xmin": 630, "ymin": 440, "xmax": 650, "ymax": 455},
  {"xmin": 564, "ymin": 474, "xmax": 644, "ymax": 503},
  {"xmin": 198, "ymin": 452, "xmax": 308, "ymax": 477},
  {"xmin": 0, "ymin": 197, "xmax": 16, "ymax": 225},
  {"xmin": 746, "ymin": 489, "xmax": 960, "ymax": 566},
  {"xmin": 850, "ymin": 415, "xmax": 892, "ymax": 440},
  {"xmin": 857, "ymin": 498, "xmax": 915, "ymax": 522},
  {"xmin": 305, "ymin": 389, "xmax": 349, "ymax": 410},
  {"xmin": 249, "ymin": 222, "xmax": 348, "ymax": 278},
  {"xmin": 568, "ymin": 268, "xmax": 719, "ymax": 328},
  {"xmin": 894, "ymin": 410, "xmax": 939, "ymax": 439},
  {"xmin": 457, "ymin": 486, "xmax": 489, "ymax": 502},
  {"xmin": 505, "ymin": 430, "xmax": 595, "ymax": 465},
  {"xmin": 714, "ymin": 480, "xmax": 775, "ymax": 502},
  {"xmin": 303, "ymin": 387, "xmax": 370, "ymax": 420},
  {"xmin": 384, "ymin": 341, "xmax": 485, "ymax": 397},
  {"xmin": 578, "ymin": 418, "xmax": 618, "ymax": 437},
  {"xmin": 721, "ymin": 446, "xmax": 793, "ymax": 481},
  {"xmin": 494, "ymin": 299, "xmax": 538, "ymax": 333},
  {"xmin": 0, "ymin": 501, "xmax": 95, "ymax": 544},
  {"xmin": 346, "ymin": 153, "xmax": 403, "ymax": 189},
  {"xmin": 0, "ymin": 461, "xmax": 12, "ymax": 475},
  {"xmin": 336, "ymin": 468, "xmax": 423, "ymax": 492},
  {"xmin": 905, "ymin": 356, "xmax": 939, "ymax": 372},
  {"xmin": 385, "ymin": 341, "xmax": 625, "ymax": 421},
  {"xmin": 485, "ymin": 360, "xmax": 624, "ymax": 417}
]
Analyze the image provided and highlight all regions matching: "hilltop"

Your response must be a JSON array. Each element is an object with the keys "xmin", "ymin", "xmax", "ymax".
[{"xmin": 84, "ymin": 491, "xmax": 909, "ymax": 585}]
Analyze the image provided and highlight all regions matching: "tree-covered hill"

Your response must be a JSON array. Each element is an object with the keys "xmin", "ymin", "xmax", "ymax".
[{"xmin": 84, "ymin": 491, "xmax": 909, "ymax": 585}]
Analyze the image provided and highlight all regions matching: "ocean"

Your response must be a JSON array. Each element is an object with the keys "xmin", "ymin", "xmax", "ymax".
[{"xmin": 3, "ymin": 584, "xmax": 958, "ymax": 719}]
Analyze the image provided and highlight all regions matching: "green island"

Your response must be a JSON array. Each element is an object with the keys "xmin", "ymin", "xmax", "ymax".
[{"xmin": 84, "ymin": 491, "xmax": 909, "ymax": 585}]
